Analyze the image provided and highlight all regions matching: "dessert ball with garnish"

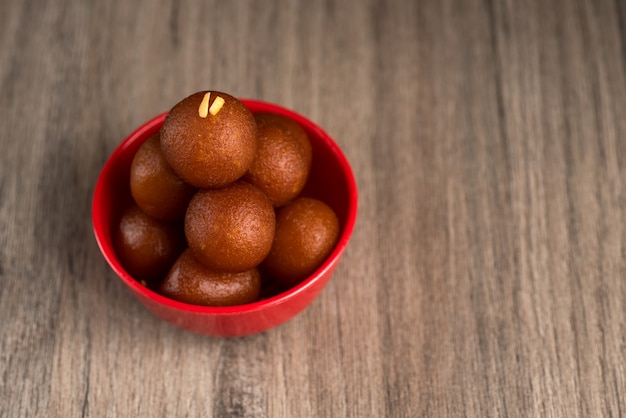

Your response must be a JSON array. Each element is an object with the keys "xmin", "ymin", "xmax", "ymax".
[{"xmin": 160, "ymin": 91, "xmax": 257, "ymax": 188}]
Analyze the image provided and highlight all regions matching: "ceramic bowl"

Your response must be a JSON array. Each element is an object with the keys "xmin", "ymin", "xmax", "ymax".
[{"xmin": 92, "ymin": 99, "xmax": 357, "ymax": 337}]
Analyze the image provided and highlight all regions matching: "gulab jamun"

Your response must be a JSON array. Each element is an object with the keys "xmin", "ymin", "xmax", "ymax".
[
  {"xmin": 185, "ymin": 181, "xmax": 276, "ymax": 273},
  {"xmin": 262, "ymin": 197, "xmax": 340, "ymax": 286},
  {"xmin": 253, "ymin": 112, "xmax": 312, "ymax": 168},
  {"xmin": 158, "ymin": 249, "xmax": 261, "ymax": 306},
  {"xmin": 160, "ymin": 91, "xmax": 257, "ymax": 188},
  {"xmin": 114, "ymin": 204, "xmax": 186, "ymax": 286},
  {"xmin": 130, "ymin": 133, "xmax": 196, "ymax": 222},
  {"xmin": 244, "ymin": 113, "xmax": 310, "ymax": 207}
]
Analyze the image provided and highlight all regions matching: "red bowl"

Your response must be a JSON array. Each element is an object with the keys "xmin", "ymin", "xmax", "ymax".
[{"xmin": 92, "ymin": 99, "xmax": 358, "ymax": 337}]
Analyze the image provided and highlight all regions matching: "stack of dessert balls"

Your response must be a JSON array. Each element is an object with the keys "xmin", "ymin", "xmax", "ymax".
[{"xmin": 114, "ymin": 91, "xmax": 340, "ymax": 306}]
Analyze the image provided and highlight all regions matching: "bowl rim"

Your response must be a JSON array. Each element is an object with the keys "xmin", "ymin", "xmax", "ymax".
[{"xmin": 92, "ymin": 99, "xmax": 358, "ymax": 315}]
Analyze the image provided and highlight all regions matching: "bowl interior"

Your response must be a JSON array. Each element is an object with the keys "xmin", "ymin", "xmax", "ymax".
[{"xmin": 92, "ymin": 99, "xmax": 358, "ymax": 317}]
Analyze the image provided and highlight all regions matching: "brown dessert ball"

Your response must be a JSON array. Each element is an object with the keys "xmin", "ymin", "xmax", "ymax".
[
  {"xmin": 185, "ymin": 182, "xmax": 276, "ymax": 273},
  {"xmin": 114, "ymin": 204, "xmax": 186, "ymax": 286},
  {"xmin": 262, "ymin": 197, "xmax": 340, "ymax": 286},
  {"xmin": 158, "ymin": 249, "xmax": 261, "ymax": 306},
  {"xmin": 253, "ymin": 112, "xmax": 312, "ymax": 167},
  {"xmin": 130, "ymin": 133, "xmax": 196, "ymax": 222},
  {"xmin": 160, "ymin": 91, "xmax": 257, "ymax": 188},
  {"xmin": 244, "ymin": 113, "xmax": 310, "ymax": 207}
]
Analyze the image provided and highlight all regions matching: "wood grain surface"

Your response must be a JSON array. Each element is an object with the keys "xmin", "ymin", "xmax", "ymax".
[{"xmin": 1, "ymin": 0, "xmax": 625, "ymax": 416}]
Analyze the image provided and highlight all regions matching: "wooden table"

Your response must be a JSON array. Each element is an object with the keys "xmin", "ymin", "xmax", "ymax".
[{"xmin": 2, "ymin": 0, "xmax": 625, "ymax": 416}]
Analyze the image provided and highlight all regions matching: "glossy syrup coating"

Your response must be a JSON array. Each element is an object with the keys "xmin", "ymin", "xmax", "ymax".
[
  {"xmin": 160, "ymin": 91, "xmax": 257, "ymax": 188},
  {"xmin": 130, "ymin": 133, "xmax": 196, "ymax": 222},
  {"xmin": 158, "ymin": 249, "xmax": 261, "ymax": 306},
  {"xmin": 244, "ymin": 113, "xmax": 310, "ymax": 207},
  {"xmin": 114, "ymin": 204, "xmax": 186, "ymax": 286},
  {"xmin": 262, "ymin": 197, "xmax": 340, "ymax": 286},
  {"xmin": 185, "ymin": 181, "xmax": 276, "ymax": 273}
]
